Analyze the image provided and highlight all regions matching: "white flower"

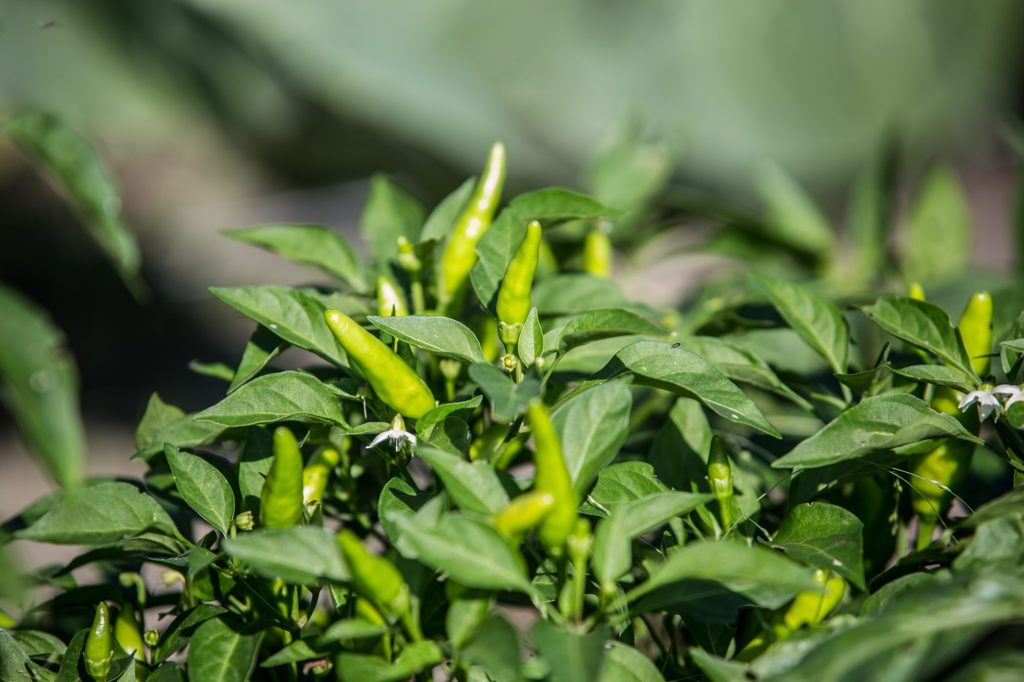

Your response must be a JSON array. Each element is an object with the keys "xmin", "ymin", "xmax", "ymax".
[
  {"xmin": 959, "ymin": 389, "xmax": 1002, "ymax": 422},
  {"xmin": 367, "ymin": 428, "xmax": 417, "ymax": 451},
  {"xmin": 994, "ymin": 384, "xmax": 1024, "ymax": 409}
]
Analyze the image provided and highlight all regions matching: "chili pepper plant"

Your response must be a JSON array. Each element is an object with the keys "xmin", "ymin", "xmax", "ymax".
[{"xmin": 5, "ymin": 128, "xmax": 1024, "ymax": 681}]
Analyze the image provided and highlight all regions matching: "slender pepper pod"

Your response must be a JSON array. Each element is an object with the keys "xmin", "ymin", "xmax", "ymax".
[
  {"xmin": 303, "ymin": 446, "xmax": 340, "ymax": 506},
  {"xmin": 583, "ymin": 226, "xmax": 613, "ymax": 278},
  {"xmin": 911, "ymin": 291, "xmax": 992, "ymax": 546},
  {"xmin": 959, "ymin": 291, "xmax": 993, "ymax": 378},
  {"xmin": 376, "ymin": 276, "xmax": 409, "ymax": 317},
  {"xmin": 114, "ymin": 604, "xmax": 145, "ymax": 662},
  {"xmin": 337, "ymin": 529, "xmax": 411, "ymax": 618},
  {"xmin": 259, "ymin": 426, "xmax": 305, "ymax": 529},
  {"xmin": 492, "ymin": 490, "xmax": 555, "ymax": 540},
  {"xmin": 439, "ymin": 143, "xmax": 506, "ymax": 312},
  {"xmin": 84, "ymin": 602, "xmax": 113, "ymax": 681},
  {"xmin": 908, "ymin": 281, "xmax": 926, "ymax": 302},
  {"xmin": 496, "ymin": 220, "xmax": 542, "ymax": 347},
  {"xmin": 324, "ymin": 309, "xmax": 436, "ymax": 419},
  {"xmin": 781, "ymin": 569, "xmax": 846, "ymax": 631},
  {"xmin": 706, "ymin": 437, "xmax": 735, "ymax": 531},
  {"xmin": 527, "ymin": 400, "xmax": 578, "ymax": 554}
]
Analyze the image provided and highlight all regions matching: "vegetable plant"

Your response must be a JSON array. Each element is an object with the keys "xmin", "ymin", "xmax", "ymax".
[{"xmin": 4, "ymin": 124, "xmax": 1024, "ymax": 682}]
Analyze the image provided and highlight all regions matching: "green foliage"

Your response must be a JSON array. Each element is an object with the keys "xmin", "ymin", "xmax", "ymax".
[{"xmin": 6, "ymin": 122, "xmax": 1024, "ymax": 682}]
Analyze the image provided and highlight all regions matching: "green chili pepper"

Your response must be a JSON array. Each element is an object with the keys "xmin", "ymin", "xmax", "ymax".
[
  {"xmin": 583, "ymin": 226, "xmax": 612, "ymax": 278},
  {"xmin": 492, "ymin": 490, "xmax": 555, "ymax": 540},
  {"xmin": 376, "ymin": 276, "xmax": 408, "ymax": 317},
  {"xmin": 439, "ymin": 143, "xmax": 506, "ymax": 313},
  {"xmin": 496, "ymin": 220, "xmax": 542, "ymax": 348},
  {"xmin": 85, "ymin": 602, "xmax": 113, "ymax": 681},
  {"xmin": 911, "ymin": 291, "xmax": 991, "ymax": 547},
  {"xmin": 302, "ymin": 446, "xmax": 340, "ymax": 506},
  {"xmin": 259, "ymin": 426, "xmax": 305, "ymax": 529},
  {"xmin": 738, "ymin": 569, "xmax": 845, "ymax": 660},
  {"xmin": 336, "ymin": 529, "xmax": 412, "ymax": 620},
  {"xmin": 324, "ymin": 309, "xmax": 436, "ymax": 419},
  {"xmin": 908, "ymin": 281, "xmax": 926, "ymax": 301},
  {"xmin": 114, "ymin": 604, "xmax": 145, "ymax": 662},
  {"xmin": 706, "ymin": 437, "xmax": 735, "ymax": 532},
  {"xmin": 527, "ymin": 400, "xmax": 578, "ymax": 555},
  {"xmin": 781, "ymin": 569, "xmax": 846, "ymax": 631}
]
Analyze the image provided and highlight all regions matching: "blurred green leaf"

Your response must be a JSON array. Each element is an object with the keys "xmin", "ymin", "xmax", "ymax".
[
  {"xmin": 360, "ymin": 175, "xmax": 425, "ymax": 261},
  {"xmin": 754, "ymin": 274, "xmax": 849, "ymax": 374},
  {"xmin": 0, "ymin": 285, "xmax": 85, "ymax": 488},
  {"xmin": 2, "ymin": 111, "xmax": 143, "ymax": 295},
  {"xmin": 223, "ymin": 527, "xmax": 349, "ymax": 584},
  {"xmin": 756, "ymin": 163, "xmax": 836, "ymax": 260},
  {"xmin": 224, "ymin": 224, "xmax": 366, "ymax": 290},
  {"xmin": 902, "ymin": 165, "xmax": 972, "ymax": 285},
  {"xmin": 531, "ymin": 621, "xmax": 607, "ymax": 682},
  {"xmin": 187, "ymin": 617, "xmax": 263, "ymax": 682}
]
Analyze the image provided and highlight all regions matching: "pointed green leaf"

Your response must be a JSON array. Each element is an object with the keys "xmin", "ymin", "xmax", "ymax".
[
  {"xmin": 195, "ymin": 371, "xmax": 345, "ymax": 428},
  {"xmin": 224, "ymin": 224, "xmax": 366, "ymax": 290},
  {"xmin": 165, "ymin": 446, "xmax": 236, "ymax": 535}
]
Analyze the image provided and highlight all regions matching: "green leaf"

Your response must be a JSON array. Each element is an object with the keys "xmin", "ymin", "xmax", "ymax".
[
  {"xmin": 530, "ymin": 620, "xmax": 607, "ymax": 682},
  {"xmin": 0, "ymin": 285, "xmax": 86, "ymax": 488},
  {"xmin": 17, "ymin": 482, "xmax": 177, "ymax": 546},
  {"xmin": 675, "ymin": 336, "xmax": 811, "ymax": 409},
  {"xmin": 134, "ymin": 414, "xmax": 225, "ymax": 461},
  {"xmin": 555, "ymin": 308, "xmax": 664, "ymax": 353},
  {"xmin": 2, "ymin": 112, "xmax": 142, "ymax": 292},
  {"xmin": 228, "ymin": 326, "xmax": 289, "ymax": 393},
  {"xmin": 471, "ymin": 189, "xmax": 623, "ymax": 310},
  {"xmin": 552, "ymin": 381, "xmax": 632, "ymax": 495},
  {"xmin": 416, "ymin": 443, "xmax": 509, "ymax": 515},
  {"xmin": 360, "ymin": 175, "xmax": 425, "ymax": 260},
  {"xmin": 772, "ymin": 502, "xmax": 866, "ymax": 589},
  {"xmin": 9, "ymin": 629, "xmax": 66, "ymax": 661},
  {"xmin": 337, "ymin": 641, "xmax": 443, "ymax": 682},
  {"xmin": 186, "ymin": 616, "xmax": 263, "ymax": 682},
  {"xmin": 585, "ymin": 462, "xmax": 669, "ymax": 516},
  {"xmin": 532, "ymin": 274, "xmax": 628, "ymax": 315},
  {"xmin": 224, "ymin": 224, "xmax": 366, "ymax": 290},
  {"xmin": 135, "ymin": 393, "xmax": 186, "ymax": 451},
  {"xmin": 377, "ymin": 477, "xmax": 431, "ymax": 554},
  {"xmin": 890, "ymin": 364, "xmax": 977, "ymax": 392},
  {"xmin": 753, "ymin": 274, "xmax": 848, "ymax": 374},
  {"xmin": 260, "ymin": 639, "xmax": 325, "ymax": 668},
  {"xmin": 153, "ymin": 605, "xmax": 227, "ymax": 664},
  {"xmin": 165, "ymin": 446, "xmax": 236, "ymax": 535},
  {"xmin": 862, "ymin": 296, "xmax": 973, "ymax": 377},
  {"xmin": 416, "ymin": 396, "xmax": 483, "ymax": 439},
  {"xmin": 316, "ymin": 619, "xmax": 388, "ymax": 645},
  {"xmin": 848, "ymin": 149, "xmax": 895, "ymax": 284},
  {"xmin": 420, "ymin": 177, "xmax": 475, "ymax": 242},
  {"xmin": 611, "ymin": 341, "xmax": 780, "ymax": 438},
  {"xmin": 395, "ymin": 513, "xmax": 531, "ymax": 593},
  {"xmin": 903, "ymin": 165, "xmax": 972, "ymax": 285},
  {"xmin": 588, "ymin": 125, "xmax": 673, "ymax": 213},
  {"xmin": 772, "ymin": 393, "xmax": 981, "ymax": 469},
  {"xmin": 518, "ymin": 307, "xmax": 544, "ymax": 368},
  {"xmin": 592, "ymin": 492, "xmax": 714, "ymax": 586},
  {"xmin": 755, "ymin": 163, "xmax": 836, "ymax": 259},
  {"xmin": 0, "ymin": 629, "xmax": 33, "ymax": 682},
  {"xmin": 367, "ymin": 315, "xmax": 485, "ymax": 364},
  {"xmin": 222, "ymin": 526, "xmax": 349, "ymax": 584},
  {"xmin": 597, "ymin": 642, "xmax": 667, "ymax": 682},
  {"xmin": 55, "ymin": 629, "xmax": 86, "ymax": 682},
  {"xmin": 195, "ymin": 371, "xmax": 345, "ymax": 428},
  {"xmin": 468, "ymin": 363, "xmax": 540, "ymax": 424},
  {"xmin": 461, "ymin": 615, "xmax": 523, "ymax": 682},
  {"xmin": 209, "ymin": 286, "xmax": 347, "ymax": 366},
  {"xmin": 628, "ymin": 541, "xmax": 817, "ymax": 606},
  {"xmin": 689, "ymin": 648, "xmax": 751, "ymax": 682}
]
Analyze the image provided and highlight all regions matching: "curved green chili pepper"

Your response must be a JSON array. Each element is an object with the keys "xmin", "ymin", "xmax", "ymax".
[
  {"xmin": 496, "ymin": 220, "xmax": 542, "ymax": 348},
  {"xmin": 324, "ymin": 309, "xmax": 436, "ymax": 419},
  {"xmin": 376, "ymin": 276, "xmax": 408, "ymax": 317},
  {"xmin": 706, "ymin": 437, "xmax": 735, "ymax": 532},
  {"xmin": 782, "ymin": 569, "xmax": 845, "ymax": 631},
  {"xmin": 337, "ymin": 529, "xmax": 411, "ymax": 617},
  {"xmin": 114, "ymin": 604, "xmax": 145, "ymax": 662},
  {"xmin": 492, "ymin": 490, "xmax": 555, "ymax": 540},
  {"xmin": 527, "ymin": 400, "xmax": 578, "ymax": 555},
  {"xmin": 583, "ymin": 226, "xmax": 612, "ymax": 278},
  {"xmin": 439, "ymin": 143, "xmax": 507, "ymax": 313},
  {"xmin": 260, "ymin": 426, "xmax": 305, "ymax": 529},
  {"xmin": 911, "ymin": 291, "xmax": 991, "ymax": 547},
  {"xmin": 85, "ymin": 602, "xmax": 113, "ymax": 681},
  {"xmin": 302, "ymin": 446, "xmax": 340, "ymax": 506}
]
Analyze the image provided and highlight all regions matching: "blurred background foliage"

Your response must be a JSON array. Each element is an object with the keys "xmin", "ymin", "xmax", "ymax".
[{"xmin": 1, "ymin": 0, "xmax": 1024, "ymax": 508}]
